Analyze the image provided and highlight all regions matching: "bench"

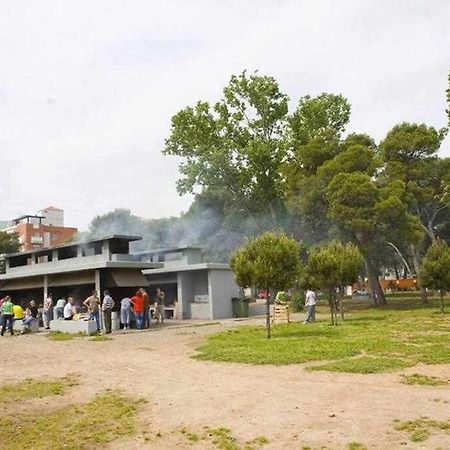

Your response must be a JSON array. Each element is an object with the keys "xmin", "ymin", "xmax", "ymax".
[
  {"xmin": 49, "ymin": 319, "xmax": 98, "ymax": 335},
  {"xmin": 12, "ymin": 318, "xmax": 39, "ymax": 333}
]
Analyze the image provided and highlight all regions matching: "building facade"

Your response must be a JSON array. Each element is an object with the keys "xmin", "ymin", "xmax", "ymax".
[{"xmin": 2, "ymin": 207, "xmax": 77, "ymax": 252}]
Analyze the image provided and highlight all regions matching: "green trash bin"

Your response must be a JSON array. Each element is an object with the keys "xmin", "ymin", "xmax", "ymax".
[{"xmin": 231, "ymin": 297, "xmax": 249, "ymax": 318}]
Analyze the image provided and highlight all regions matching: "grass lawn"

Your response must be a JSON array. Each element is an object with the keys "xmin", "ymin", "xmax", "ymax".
[
  {"xmin": 0, "ymin": 375, "xmax": 79, "ymax": 403},
  {"xmin": 195, "ymin": 295, "xmax": 450, "ymax": 372},
  {"xmin": 0, "ymin": 390, "xmax": 145, "ymax": 450}
]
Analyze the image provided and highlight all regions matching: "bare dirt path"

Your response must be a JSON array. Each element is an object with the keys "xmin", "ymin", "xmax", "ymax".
[{"xmin": 2, "ymin": 320, "xmax": 450, "ymax": 449}]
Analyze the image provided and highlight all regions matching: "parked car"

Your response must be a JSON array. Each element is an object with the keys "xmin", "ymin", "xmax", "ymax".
[{"xmin": 352, "ymin": 290, "xmax": 369, "ymax": 296}]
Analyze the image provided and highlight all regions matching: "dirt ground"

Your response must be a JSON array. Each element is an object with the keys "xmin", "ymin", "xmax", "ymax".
[{"xmin": 2, "ymin": 317, "xmax": 450, "ymax": 450}]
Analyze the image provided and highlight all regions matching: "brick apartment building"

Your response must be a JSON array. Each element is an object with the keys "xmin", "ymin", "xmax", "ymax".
[{"xmin": 2, "ymin": 206, "xmax": 77, "ymax": 252}]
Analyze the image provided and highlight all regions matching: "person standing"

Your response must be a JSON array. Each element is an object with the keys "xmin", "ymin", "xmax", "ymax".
[
  {"xmin": 83, "ymin": 290, "xmax": 100, "ymax": 332},
  {"xmin": 55, "ymin": 297, "xmax": 66, "ymax": 319},
  {"xmin": 102, "ymin": 290, "xmax": 114, "ymax": 334},
  {"xmin": 120, "ymin": 296, "xmax": 132, "ymax": 331},
  {"xmin": 154, "ymin": 287, "xmax": 166, "ymax": 325},
  {"xmin": 131, "ymin": 291, "xmax": 144, "ymax": 330},
  {"xmin": 64, "ymin": 297, "xmax": 74, "ymax": 320},
  {"xmin": 141, "ymin": 288, "xmax": 150, "ymax": 328},
  {"xmin": 303, "ymin": 288, "xmax": 317, "ymax": 324},
  {"xmin": 42, "ymin": 293, "xmax": 53, "ymax": 329},
  {"xmin": 0, "ymin": 296, "xmax": 14, "ymax": 336}
]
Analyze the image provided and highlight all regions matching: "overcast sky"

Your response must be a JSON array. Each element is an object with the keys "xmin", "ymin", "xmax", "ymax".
[{"xmin": 1, "ymin": 1, "xmax": 449, "ymax": 230}]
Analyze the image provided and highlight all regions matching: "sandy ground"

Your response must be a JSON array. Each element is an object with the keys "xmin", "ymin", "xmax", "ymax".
[{"xmin": 2, "ymin": 317, "xmax": 450, "ymax": 450}]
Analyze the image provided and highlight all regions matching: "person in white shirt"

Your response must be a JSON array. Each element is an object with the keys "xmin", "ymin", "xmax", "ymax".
[
  {"xmin": 63, "ymin": 297, "xmax": 74, "ymax": 320},
  {"xmin": 303, "ymin": 289, "xmax": 316, "ymax": 323}
]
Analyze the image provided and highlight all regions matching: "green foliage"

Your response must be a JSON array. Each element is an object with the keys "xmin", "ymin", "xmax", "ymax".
[
  {"xmin": 304, "ymin": 240, "xmax": 362, "ymax": 324},
  {"xmin": 0, "ymin": 230, "xmax": 20, "ymax": 273},
  {"xmin": 164, "ymin": 71, "xmax": 289, "ymax": 223},
  {"xmin": 289, "ymin": 291, "xmax": 305, "ymax": 312},
  {"xmin": 400, "ymin": 373, "xmax": 450, "ymax": 386},
  {"xmin": 380, "ymin": 122, "xmax": 447, "ymax": 163},
  {"xmin": 394, "ymin": 417, "xmax": 450, "ymax": 443},
  {"xmin": 419, "ymin": 240, "xmax": 450, "ymax": 312},
  {"xmin": 309, "ymin": 357, "xmax": 411, "ymax": 373},
  {"xmin": 230, "ymin": 231, "xmax": 302, "ymax": 291},
  {"xmin": 305, "ymin": 241, "xmax": 362, "ymax": 289},
  {"xmin": 231, "ymin": 231, "xmax": 302, "ymax": 337},
  {"xmin": 47, "ymin": 331, "xmax": 88, "ymax": 341},
  {"xmin": 0, "ymin": 390, "xmax": 143, "ymax": 450},
  {"xmin": 0, "ymin": 375, "xmax": 78, "ymax": 403},
  {"xmin": 290, "ymin": 93, "xmax": 351, "ymax": 146}
]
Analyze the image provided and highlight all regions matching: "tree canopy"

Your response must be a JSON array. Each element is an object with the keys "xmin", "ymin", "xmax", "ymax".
[{"xmin": 230, "ymin": 231, "xmax": 302, "ymax": 337}]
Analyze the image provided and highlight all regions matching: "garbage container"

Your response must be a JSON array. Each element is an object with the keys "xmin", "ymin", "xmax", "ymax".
[{"xmin": 231, "ymin": 297, "xmax": 249, "ymax": 318}]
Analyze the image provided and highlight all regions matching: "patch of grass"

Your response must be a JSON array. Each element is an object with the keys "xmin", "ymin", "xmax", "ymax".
[
  {"xmin": 0, "ymin": 390, "xmax": 145, "ymax": 449},
  {"xmin": 205, "ymin": 427, "xmax": 239, "ymax": 450},
  {"xmin": 89, "ymin": 334, "xmax": 112, "ymax": 341},
  {"xmin": 309, "ymin": 357, "xmax": 411, "ymax": 374},
  {"xmin": 47, "ymin": 331, "xmax": 87, "ymax": 341},
  {"xmin": 245, "ymin": 435, "xmax": 269, "ymax": 449},
  {"xmin": 195, "ymin": 297, "xmax": 450, "ymax": 372},
  {"xmin": 400, "ymin": 373, "xmax": 450, "ymax": 386},
  {"xmin": 348, "ymin": 443, "xmax": 367, "ymax": 450},
  {"xmin": 394, "ymin": 417, "xmax": 450, "ymax": 442},
  {"xmin": 0, "ymin": 375, "xmax": 79, "ymax": 404}
]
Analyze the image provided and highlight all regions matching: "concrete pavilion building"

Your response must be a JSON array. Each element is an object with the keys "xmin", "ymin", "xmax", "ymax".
[
  {"xmin": 136, "ymin": 247, "xmax": 240, "ymax": 320},
  {"xmin": 0, "ymin": 236, "xmax": 158, "ymax": 306},
  {"xmin": 0, "ymin": 237, "xmax": 240, "ymax": 321}
]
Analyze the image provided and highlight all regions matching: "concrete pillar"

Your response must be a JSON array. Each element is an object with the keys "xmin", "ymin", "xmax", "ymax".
[
  {"xmin": 43, "ymin": 275, "xmax": 48, "ymax": 301},
  {"xmin": 77, "ymin": 246, "xmax": 83, "ymax": 258},
  {"xmin": 177, "ymin": 273, "xmax": 185, "ymax": 319},
  {"xmin": 52, "ymin": 249, "xmax": 58, "ymax": 261},
  {"xmin": 101, "ymin": 240, "xmax": 111, "ymax": 260},
  {"xmin": 95, "ymin": 269, "xmax": 103, "ymax": 330}
]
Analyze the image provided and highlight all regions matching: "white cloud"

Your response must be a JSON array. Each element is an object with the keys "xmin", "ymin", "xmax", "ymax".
[{"xmin": 1, "ymin": 0, "xmax": 449, "ymax": 229}]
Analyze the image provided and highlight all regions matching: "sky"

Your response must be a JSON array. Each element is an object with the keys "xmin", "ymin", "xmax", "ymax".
[{"xmin": 1, "ymin": 0, "xmax": 449, "ymax": 230}]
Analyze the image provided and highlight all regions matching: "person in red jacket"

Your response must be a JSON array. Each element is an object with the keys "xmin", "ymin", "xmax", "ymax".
[{"xmin": 131, "ymin": 291, "xmax": 144, "ymax": 330}]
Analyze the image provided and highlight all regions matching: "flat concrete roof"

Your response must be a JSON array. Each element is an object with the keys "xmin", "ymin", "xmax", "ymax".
[
  {"xmin": 5, "ymin": 235, "xmax": 143, "ymax": 258},
  {"xmin": 132, "ymin": 246, "xmax": 202, "ymax": 255},
  {"xmin": 143, "ymin": 262, "xmax": 231, "ymax": 275},
  {"xmin": 0, "ymin": 260, "xmax": 162, "ymax": 281}
]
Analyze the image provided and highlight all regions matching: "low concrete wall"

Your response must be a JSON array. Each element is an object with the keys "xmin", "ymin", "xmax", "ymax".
[
  {"xmin": 12, "ymin": 318, "xmax": 39, "ymax": 333},
  {"xmin": 49, "ymin": 319, "xmax": 98, "ymax": 335}
]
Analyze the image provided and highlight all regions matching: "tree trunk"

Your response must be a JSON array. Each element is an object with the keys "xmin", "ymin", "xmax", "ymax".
[
  {"xmin": 439, "ymin": 290, "xmax": 445, "ymax": 314},
  {"xmin": 339, "ymin": 286, "xmax": 345, "ymax": 321},
  {"xmin": 364, "ymin": 257, "xmax": 387, "ymax": 306},
  {"xmin": 328, "ymin": 288, "xmax": 335, "ymax": 325},
  {"xmin": 265, "ymin": 291, "xmax": 271, "ymax": 339},
  {"xmin": 410, "ymin": 244, "xmax": 428, "ymax": 303}
]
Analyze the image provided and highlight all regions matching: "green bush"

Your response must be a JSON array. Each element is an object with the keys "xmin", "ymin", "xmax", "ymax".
[{"xmin": 290, "ymin": 292, "xmax": 305, "ymax": 312}]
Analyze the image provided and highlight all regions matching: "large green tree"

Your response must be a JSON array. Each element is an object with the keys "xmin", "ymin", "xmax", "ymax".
[
  {"xmin": 379, "ymin": 123, "xmax": 449, "ymax": 300},
  {"xmin": 230, "ymin": 231, "xmax": 302, "ymax": 338},
  {"xmin": 164, "ymin": 71, "xmax": 290, "ymax": 227}
]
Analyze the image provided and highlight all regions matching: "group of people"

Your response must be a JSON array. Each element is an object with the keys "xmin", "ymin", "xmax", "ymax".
[
  {"xmin": 0, "ymin": 286, "xmax": 167, "ymax": 336},
  {"xmin": 0, "ymin": 296, "xmax": 39, "ymax": 336},
  {"xmin": 119, "ymin": 287, "xmax": 166, "ymax": 332}
]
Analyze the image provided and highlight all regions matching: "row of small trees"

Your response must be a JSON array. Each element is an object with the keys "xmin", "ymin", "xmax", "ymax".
[{"xmin": 231, "ymin": 231, "xmax": 450, "ymax": 338}]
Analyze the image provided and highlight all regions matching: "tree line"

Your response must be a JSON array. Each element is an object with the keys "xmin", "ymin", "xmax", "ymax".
[{"xmin": 163, "ymin": 70, "xmax": 450, "ymax": 305}]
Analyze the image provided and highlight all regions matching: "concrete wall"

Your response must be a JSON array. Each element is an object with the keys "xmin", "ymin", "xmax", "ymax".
[
  {"xmin": 208, "ymin": 269, "xmax": 239, "ymax": 319},
  {"xmin": 177, "ymin": 272, "xmax": 195, "ymax": 319}
]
